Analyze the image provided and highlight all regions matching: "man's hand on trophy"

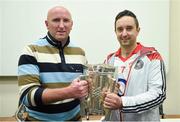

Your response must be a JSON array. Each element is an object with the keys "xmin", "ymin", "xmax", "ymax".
[
  {"xmin": 103, "ymin": 92, "xmax": 123, "ymax": 110},
  {"xmin": 79, "ymin": 75, "xmax": 93, "ymax": 96},
  {"xmin": 69, "ymin": 78, "xmax": 89, "ymax": 99}
]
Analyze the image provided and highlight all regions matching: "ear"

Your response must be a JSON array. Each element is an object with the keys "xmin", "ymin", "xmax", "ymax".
[
  {"xmin": 45, "ymin": 20, "xmax": 48, "ymax": 28},
  {"xmin": 137, "ymin": 27, "xmax": 140, "ymax": 32},
  {"xmin": 70, "ymin": 20, "xmax": 73, "ymax": 30}
]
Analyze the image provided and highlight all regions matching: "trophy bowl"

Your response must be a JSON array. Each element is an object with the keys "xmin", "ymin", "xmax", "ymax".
[{"xmin": 80, "ymin": 64, "xmax": 117, "ymax": 120}]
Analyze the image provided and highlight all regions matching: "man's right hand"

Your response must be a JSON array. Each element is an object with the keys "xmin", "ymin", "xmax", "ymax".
[{"xmin": 68, "ymin": 78, "xmax": 89, "ymax": 99}]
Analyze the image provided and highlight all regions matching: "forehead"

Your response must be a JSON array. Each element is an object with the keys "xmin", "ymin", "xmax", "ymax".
[
  {"xmin": 48, "ymin": 7, "xmax": 72, "ymax": 20},
  {"xmin": 116, "ymin": 16, "xmax": 136, "ymax": 27}
]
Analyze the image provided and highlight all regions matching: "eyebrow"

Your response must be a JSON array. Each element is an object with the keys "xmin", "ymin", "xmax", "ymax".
[{"xmin": 52, "ymin": 18, "xmax": 60, "ymax": 21}]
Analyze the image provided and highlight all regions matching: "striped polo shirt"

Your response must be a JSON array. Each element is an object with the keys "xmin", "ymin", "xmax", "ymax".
[{"xmin": 18, "ymin": 33, "xmax": 87, "ymax": 121}]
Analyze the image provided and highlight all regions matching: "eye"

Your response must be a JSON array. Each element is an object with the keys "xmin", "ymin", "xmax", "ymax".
[
  {"xmin": 116, "ymin": 27, "xmax": 123, "ymax": 32},
  {"xmin": 52, "ymin": 18, "xmax": 60, "ymax": 22},
  {"xmin": 126, "ymin": 26, "xmax": 133, "ymax": 31},
  {"xmin": 63, "ymin": 18, "xmax": 71, "ymax": 23}
]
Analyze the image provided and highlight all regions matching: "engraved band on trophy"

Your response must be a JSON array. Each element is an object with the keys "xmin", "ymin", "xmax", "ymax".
[{"xmin": 80, "ymin": 64, "xmax": 117, "ymax": 120}]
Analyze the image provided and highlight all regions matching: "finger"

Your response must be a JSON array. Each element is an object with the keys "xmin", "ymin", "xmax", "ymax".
[
  {"xmin": 73, "ymin": 78, "xmax": 80, "ymax": 84},
  {"xmin": 80, "ymin": 89, "xmax": 88, "ymax": 97},
  {"xmin": 105, "ymin": 93, "xmax": 117, "ymax": 104},
  {"xmin": 103, "ymin": 104, "xmax": 110, "ymax": 109},
  {"xmin": 103, "ymin": 101, "xmax": 112, "ymax": 109},
  {"xmin": 114, "ymin": 83, "xmax": 120, "ymax": 94},
  {"xmin": 79, "ymin": 80, "xmax": 88, "ymax": 85}
]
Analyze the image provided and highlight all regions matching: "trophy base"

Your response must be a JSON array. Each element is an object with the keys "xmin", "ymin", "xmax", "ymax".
[{"xmin": 82, "ymin": 115, "xmax": 105, "ymax": 121}]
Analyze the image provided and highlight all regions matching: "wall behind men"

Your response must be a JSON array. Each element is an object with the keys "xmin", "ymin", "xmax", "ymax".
[
  {"xmin": 0, "ymin": 0, "xmax": 169, "ymax": 75},
  {"xmin": 1, "ymin": 0, "xmax": 180, "ymax": 117}
]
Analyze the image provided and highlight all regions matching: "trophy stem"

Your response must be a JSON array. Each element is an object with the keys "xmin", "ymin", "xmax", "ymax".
[{"xmin": 104, "ymin": 110, "xmax": 112, "ymax": 120}]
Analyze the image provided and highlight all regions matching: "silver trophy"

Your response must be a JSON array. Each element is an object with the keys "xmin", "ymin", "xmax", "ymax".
[{"xmin": 80, "ymin": 64, "xmax": 117, "ymax": 120}]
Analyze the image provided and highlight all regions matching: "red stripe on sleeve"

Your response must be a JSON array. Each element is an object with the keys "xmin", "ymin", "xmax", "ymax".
[{"xmin": 147, "ymin": 52, "xmax": 162, "ymax": 61}]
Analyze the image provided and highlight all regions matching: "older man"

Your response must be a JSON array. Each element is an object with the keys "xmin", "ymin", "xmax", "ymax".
[{"xmin": 17, "ymin": 6, "xmax": 88, "ymax": 121}]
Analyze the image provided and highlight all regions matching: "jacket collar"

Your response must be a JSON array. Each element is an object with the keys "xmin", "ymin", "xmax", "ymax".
[{"xmin": 46, "ymin": 32, "xmax": 70, "ymax": 49}]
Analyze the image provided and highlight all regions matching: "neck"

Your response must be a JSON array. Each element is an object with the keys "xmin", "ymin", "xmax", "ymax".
[
  {"xmin": 121, "ymin": 43, "xmax": 137, "ymax": 58},
  {"xmin": 47, "ymin": 32, "xmax": 70, "ymax": 48}
]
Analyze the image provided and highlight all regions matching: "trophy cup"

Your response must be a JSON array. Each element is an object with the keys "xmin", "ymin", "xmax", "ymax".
[{"xmin": 80, "ymin": 64, "xmax": 117, "ymax": 121}]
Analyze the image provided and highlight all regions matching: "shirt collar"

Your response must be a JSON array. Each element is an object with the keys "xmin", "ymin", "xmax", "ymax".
[
  {"xmin": 115, "ymin": 42, "xmax": 142, "ymax": 61},
  {"xmin": 46, "ymin": 32, "xmax": 70, "ymax": 49}
]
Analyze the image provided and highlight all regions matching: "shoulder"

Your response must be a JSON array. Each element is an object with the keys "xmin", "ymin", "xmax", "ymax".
[
  {"xmin": 104, "ymin": 52, "xmax": 116, "ymax": 63},
  {"xmin": 31, "ymin": 38, "xmax": 49, "ymax": 46},
  {"xmin": 141, "ymin": 46, "xmax": 163, "ymax": 61},
  {"xmin": 107, "ymin": 52, "xmax": 116, "ymax": 60},
  {"xmin": 66, "ymin": 41, "xmax": 86, "ymax": 56},
  {"xmin": 147, "ymin": 51, "xmax": 163, "ymax": 61},
  {"xmin": 22, "ymin": 38, "xmax": 50, "ymax": 54}
]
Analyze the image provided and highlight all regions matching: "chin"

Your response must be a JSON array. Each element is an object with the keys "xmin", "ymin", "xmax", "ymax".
[
  {"xmin": 121, "ymin": 42, "xmax": 130, "ymax": 46},
  {"xmin": 56, "ymin": 36, "xmax": 66, "ymax": 41}
]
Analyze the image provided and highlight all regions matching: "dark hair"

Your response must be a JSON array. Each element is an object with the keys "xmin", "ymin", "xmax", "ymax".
[{"xmin": 114, "ymin": 10, "xmax": 139, "ymax": 30}]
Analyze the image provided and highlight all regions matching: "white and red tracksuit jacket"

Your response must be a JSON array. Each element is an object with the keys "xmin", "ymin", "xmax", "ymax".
[{"xmin": 104, "ymin": 43, "xmax": 166, "ymax": 121}]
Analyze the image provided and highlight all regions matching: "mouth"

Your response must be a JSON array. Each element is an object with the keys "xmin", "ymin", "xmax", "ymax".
[
  {"xmin": 57, "ymin": 31, "xmax": 66, "ymax": 35},
  {"xmin": 122, "ymin": 40, "xmax": 129, "ymax": 43}
]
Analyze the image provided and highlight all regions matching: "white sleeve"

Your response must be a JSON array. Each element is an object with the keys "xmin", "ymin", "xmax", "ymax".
[{"xmin": 121, "ymin": 60, "xmax": 166, "ymax": 113}]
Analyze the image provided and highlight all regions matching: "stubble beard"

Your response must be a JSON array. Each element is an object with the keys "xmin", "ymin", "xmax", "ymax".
[{"xmin": 121, "ymin": 39, "xmax": 131, "ymax": 46}]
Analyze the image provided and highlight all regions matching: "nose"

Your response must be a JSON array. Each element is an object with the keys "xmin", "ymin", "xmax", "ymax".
[
  {"xmin": 122, "ymin": 29, "xmax": 128, "ymax": 36},
  {"xmin": 58, "ymin": 20, "xmax": 65, "ymax": 28}
]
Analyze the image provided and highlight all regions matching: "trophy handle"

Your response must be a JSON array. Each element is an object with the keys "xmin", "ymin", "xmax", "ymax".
[{"xmin": 104, "ymin": 77, "xmax": 116, "ymax": 121}]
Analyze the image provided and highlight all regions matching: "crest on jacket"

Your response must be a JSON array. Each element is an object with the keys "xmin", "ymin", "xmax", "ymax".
[{"xmin": 134, "ymin": 59, "xmax": 144, "ymax": 70}]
